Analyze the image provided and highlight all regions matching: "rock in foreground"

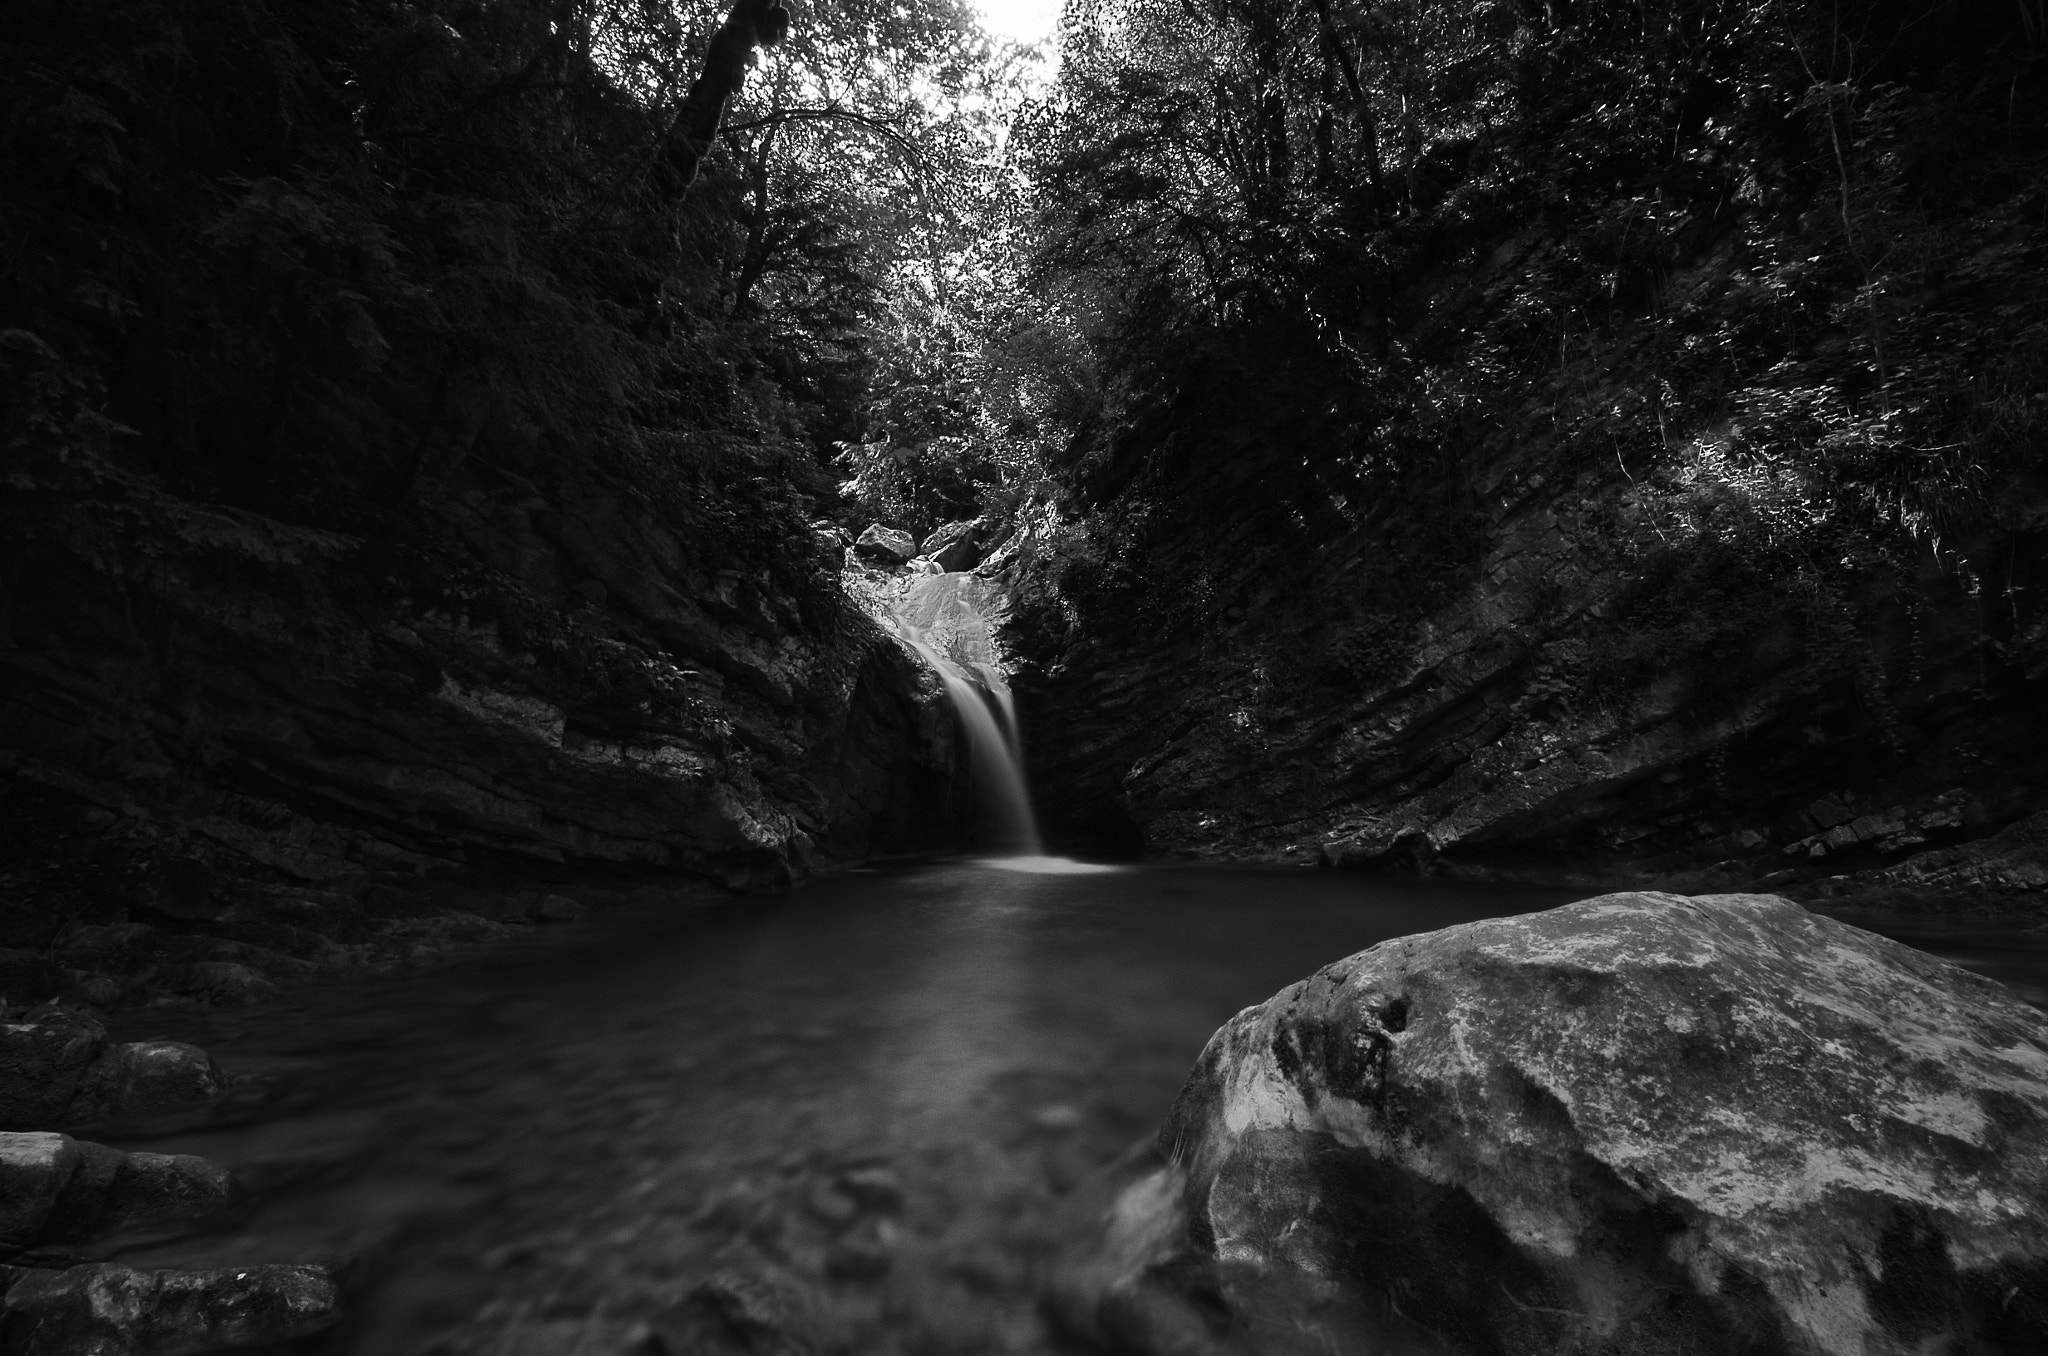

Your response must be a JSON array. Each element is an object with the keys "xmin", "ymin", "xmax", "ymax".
[
  {"xmin": 0, "ymin": 1007, "xmax": 226, "ymax": 1130},
  {"xmin": 0, "ymin": 1262, "xmax": 338, "ymax": 1355},
  {"xmin": 1062, "ymin": 892, "xmax": 2048, "ymax": 1356}
]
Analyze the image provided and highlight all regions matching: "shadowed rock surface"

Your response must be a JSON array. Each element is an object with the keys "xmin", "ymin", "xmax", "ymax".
[
  {"xmin": 0, "ymin": 1261, "xmax": 339, "ymax": 1356},
  {"xmin": 1060, "ymin": 891, "xmax": 2048, "ymax": 1355},
  {"xmin": 0, "ymin": 1132, "xmax": 236, "ymax": 1255},
  {"xmin": 0, "ymin": 469, "xmax": 970, "ymax": 1009},
  {"xmin": 1, "ymin": 1008, "xmax": 225, "ymax": 1130}
]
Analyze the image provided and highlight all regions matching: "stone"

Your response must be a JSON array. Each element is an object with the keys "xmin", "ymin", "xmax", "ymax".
[
  {"xmin": 853, "ymin": 524, "xmax": 916, "ymax": 564},
  {"xmin": 95, "ymin": 1152, "xmax": 237, "ymax": 1237},
  {"xmin": 824, "ymin": 1221, "xmax": 893, "ymax": 1279},
  {"xmin": 1319, "ymin": 823, "xmax": 1434, "ymax": 872},
  {"xmin": 0, "ymin": 1133, "xmax": 81, "ymax": 1249},
  {"xmin": 534, "ymin": 894, "xmax": 585, "ymax": 923},
  {"xmin": 0, "ymin": 1010, "xmax": 107, "ymax": 1129},
  {"xmin": 919, "ymin": 519, "xmax": 988, "ymax": 572},
  {"xmin": 169, "ymin": 962, "xmax": 278, "ymax": 1005},
  {"xmin": 1064, "ymin": 892, "xmax": 2048, "ymax": 1356},
  {"xmin": 0, "ymin": 1261, "xmax": 340, "ymax": 1356},
  {"xmin": 67, "ymin": 1040, "xmax": 227, "ymax": 1124},
  {"xmin": 3, "ymin": 1134, "xmax": 236, "ymax": 1250}
]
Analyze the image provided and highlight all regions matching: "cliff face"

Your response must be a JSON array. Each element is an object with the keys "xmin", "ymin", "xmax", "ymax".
[
  {"xmin": 0, "ymin": 0, "xmax": 982, "ymax": 1006},
  {"xmin": 1013, "ymin": 43, "xmax": 2048, "ymax": 907},
  {"xmin": 1021, "ymin": 440, "xmax": 2048, "ymax": 904},
  {"xmin": 0, "ymin": 448, "xmax": 965, "ymax": 1007}
]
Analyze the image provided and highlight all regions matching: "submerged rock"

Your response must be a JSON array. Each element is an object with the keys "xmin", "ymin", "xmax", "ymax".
[
  {"xmin": 0, "ymin": 1261, "xmax": 339, "ymax": 1356},
  {"xmin": 1062, "ymin": 892, "xmax": 2048, "ymax": 1355}
]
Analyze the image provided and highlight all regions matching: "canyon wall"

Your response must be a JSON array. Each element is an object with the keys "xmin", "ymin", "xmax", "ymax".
[
  {"xmin": 0, "ymin": 447, "xmax": 965, "ymax": 1008},
  {"xmin": 1014, "ymin": 183, "xmax": 2048, "ymax": 911}
]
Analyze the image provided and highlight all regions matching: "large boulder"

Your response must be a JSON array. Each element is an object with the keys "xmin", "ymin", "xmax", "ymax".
[
  {"xmin": 919, "ymin": 519, "xmax": 988, "ymax": 573},
  {"xmin": 853, "ymin": 524, "xmax": 917, "ymax": 564},
  {"xmin": 1060, "ymin": 892, "xmax": 2048, "ymax": 1356}
]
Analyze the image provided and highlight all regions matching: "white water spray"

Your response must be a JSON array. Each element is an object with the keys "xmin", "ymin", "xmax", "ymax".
[
  {"xmin": 880, "ymin": 570, "xmax": 1118, "ymax": 872},
  {"xmin": 899, "ymin": 633, "xmax": 1043, "ymax": 854}
]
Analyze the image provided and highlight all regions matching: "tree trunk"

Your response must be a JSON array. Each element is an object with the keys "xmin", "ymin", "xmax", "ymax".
[{"xmin": 663, "ymin": 0, "xmax": 790, "ymax": 193}]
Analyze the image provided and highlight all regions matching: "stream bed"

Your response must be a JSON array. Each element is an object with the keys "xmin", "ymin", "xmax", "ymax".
[{"xmin": 90, "ymin": 861, "xmax": 2048, "ymax": 1355}]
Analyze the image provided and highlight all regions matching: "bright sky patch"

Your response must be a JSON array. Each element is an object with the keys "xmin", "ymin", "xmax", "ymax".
[{"xmin": 973, "ymin": 0, "xmax": 1061, "ymax": 44}]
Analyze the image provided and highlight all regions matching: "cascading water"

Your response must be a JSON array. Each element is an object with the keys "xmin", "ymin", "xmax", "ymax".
[
  {"xmin": 900, "ymin": 636, "xmax": 1042, "ymax": 854},
  {"xmin": 878, "ymin": 567, "xmax": 1114, "ymax": 873},
  {"xmin": 884, "ymin": 572, "xmax": 1043, "ymax": 855}
]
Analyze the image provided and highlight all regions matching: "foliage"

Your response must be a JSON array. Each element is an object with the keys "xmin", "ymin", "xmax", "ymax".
[
  {"xmin": 0, "ymin": 0, "xmax": 1045, "ymax": 601},
  {"xmin": 1014, "ymin": 0, "xmax": 2048, "ymax": 690}
]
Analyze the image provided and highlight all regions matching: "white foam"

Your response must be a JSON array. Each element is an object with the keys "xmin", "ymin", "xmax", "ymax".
[{"xmin": 976, "ymin": 855, "xmax": 1124, "ymax": 875}]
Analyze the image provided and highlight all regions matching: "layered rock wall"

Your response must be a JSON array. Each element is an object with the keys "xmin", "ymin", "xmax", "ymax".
[
  {"xmin": 1022, "ymin": 449, "xmax": 2048, "ymax": 902},
  {"xmin": 0, "ymin": 457, "xmax": 967, "ymax": 1007}
]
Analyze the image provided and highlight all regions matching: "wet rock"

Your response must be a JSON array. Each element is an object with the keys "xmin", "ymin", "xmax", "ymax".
[
  {"xmin": 0, "ymin": 1133, "xmax": 237, "ymax": 1251},
  {"xmin": 0, "ymin": 1009, "xmax": 106, "ymax": 1128},
  {"xmin": 534, "ymin": 894, "xmax": 586, "ymax": 924},
  {"xmin": 919, "ymin": 519, "xmax": 988, "ymax": 572},
  {"xmin": 0, "ymin": 1261, "xmax": 340, "ymax": 1356},
  {"xmin": 853, "ymin": 524, "xmax": 917, "ymax": 564},
  {"xmin": 0, "ymin": 1134, "xmax": 80, "ymax": 1249},
  {"xmin": 1067, "ymin": 892, "xmax": 2048, "ymax": 1356},
  {"xmin": 1317, "ymin": 823, "xmax": 1435, "ymax": 872},
  {"xmin": 66, "ymin": 1038, "xmax": 228, "ymax": 1124},
  {"xmin": 61, "ymin": 1150, "xmax": 236, "ymax": 1243},
  {"xmin": 167, "ymin": 962, "xmax": 279, "ymax": 1005},
  {"xmin": 0, "ymin": 1010, "xmax": 227, "ymax": 1175}
]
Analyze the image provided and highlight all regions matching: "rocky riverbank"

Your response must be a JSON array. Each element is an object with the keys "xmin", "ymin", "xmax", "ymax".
[{"xmin": 0, "ymin": 1002, "xmax": 338, "ymax": 1354}]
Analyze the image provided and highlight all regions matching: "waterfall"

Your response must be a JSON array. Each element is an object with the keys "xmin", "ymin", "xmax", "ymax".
[
  {"xmin": 881, "ymin": 569, "xmax": 1115, "ymax": 873},
  {"xmin": 884, "ymin": 573, "xmax": 1043, "ymax": 855},
  {"xmin": 900, "ymin": 636, "xmax": 1042, "ymax": 854}
]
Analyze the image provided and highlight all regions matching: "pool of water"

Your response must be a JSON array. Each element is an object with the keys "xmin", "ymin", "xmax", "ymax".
[{"xmin": 88, "ymin": 862, "xmax": 2045, "ymax": 1355}]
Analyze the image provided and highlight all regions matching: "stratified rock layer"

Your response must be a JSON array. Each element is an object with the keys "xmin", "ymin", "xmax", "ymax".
[
  {"xmin": 0, "ymin": 458, "xmax": 969, "ymax": 1007},
  {"xmin": 1066, "ymin": 892, "xmax": 2048, "ymax": 1356}
]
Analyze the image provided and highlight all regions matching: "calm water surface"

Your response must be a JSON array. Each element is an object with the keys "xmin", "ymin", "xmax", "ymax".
[{"xmin": 95, "ymin": 862, "xmax": 2044, "ymax": 1355}]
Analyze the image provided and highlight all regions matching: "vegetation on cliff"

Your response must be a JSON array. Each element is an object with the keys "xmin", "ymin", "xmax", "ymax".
[
  {"xmin": 1003, "ymin": 0, "xmax": 2048, "ymax": 884},
  {"xmin": 0, "ymin": 0, "xmax": 1042, "ymax": 1004}
]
